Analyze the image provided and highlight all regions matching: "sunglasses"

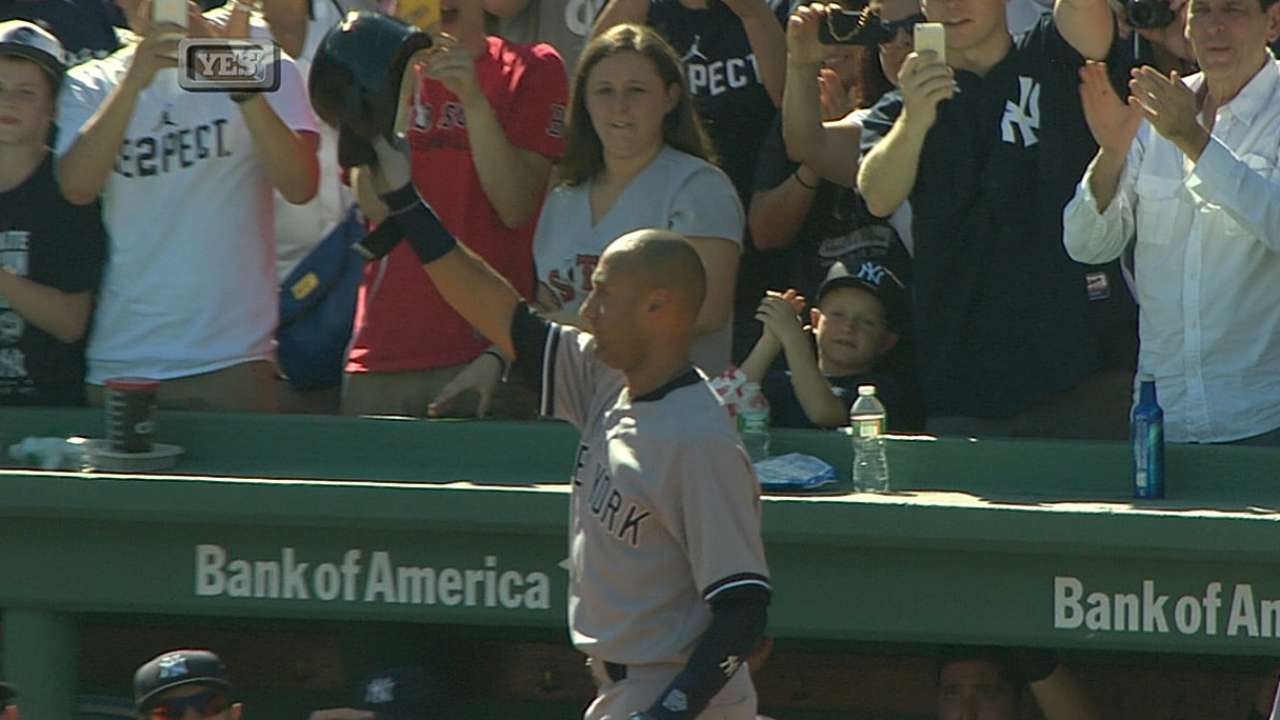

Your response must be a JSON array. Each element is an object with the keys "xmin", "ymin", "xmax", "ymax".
[
  {"xmin": 879, "ymin": 12, "xmax": 928, "ymax": 43},
  {"xmin": 143, "ymin": 689, "xmax": 229, "ymax": 720}
]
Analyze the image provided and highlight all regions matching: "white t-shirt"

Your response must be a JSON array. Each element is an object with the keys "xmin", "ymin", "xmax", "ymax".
[
  {"xmin": 56, "ymin": 43, "xmax": 318, "ymax": 383},
  {"xmin": 532, "ymin": 145, "xmax": 744, "ymax": 374}
]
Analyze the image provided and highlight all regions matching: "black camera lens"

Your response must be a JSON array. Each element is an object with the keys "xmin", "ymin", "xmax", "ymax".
[{"xmin": 1126, "ymin": 0, "xmax": 1176, "ymax": 28}]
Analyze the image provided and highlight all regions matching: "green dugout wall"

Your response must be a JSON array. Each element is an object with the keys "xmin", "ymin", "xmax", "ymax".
[{"xmin": 2, "ymin": 407, "xmax": 1279, "ymax": 719}]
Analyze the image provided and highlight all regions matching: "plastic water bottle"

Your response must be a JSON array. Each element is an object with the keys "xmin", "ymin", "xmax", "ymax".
[
  {"xmin": 1132, "ymin": 373, "xmax": 1165, "ymax": 499},
  {"xmin": 738, "ymin": 382, "xmax": 771, "ymax": 463},
  {"xmin": 850, "ymin": 385, "xmax": 889, "ymax": 491}
]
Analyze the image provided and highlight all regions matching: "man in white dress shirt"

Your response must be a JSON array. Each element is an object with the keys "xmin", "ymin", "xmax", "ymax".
[{"xmin": 1063, "ymin": 0, "xmax": 1280, "ymax": 444}]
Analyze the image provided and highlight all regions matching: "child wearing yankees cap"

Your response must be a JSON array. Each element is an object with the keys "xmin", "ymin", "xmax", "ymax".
[{"xmin": 739, "ymin": 260, "xmax": 921, "ymax": 431}]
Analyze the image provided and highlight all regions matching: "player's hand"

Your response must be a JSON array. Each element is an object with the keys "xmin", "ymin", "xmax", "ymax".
[
  {"xmin": 756, "ymin": 294, "xmax": 809, "ymax": 351},
  {"xmin": 1079, "ymin": 60, "xmax": 1141, "ymax": 156},
  {"xmin": 419, "ymin": 34, "xmax": 484, "ymax": 107},
  {"xmin": 364, "ymin": 136, "xmax": 413, "ymax": 196},
  {"xmin": 786, "ymin": 3, "xmax": 829, "ymax": 67},
  {"xmin": 897, "ymin": 50, "xmax": 954, "ymax": 132},
  {"xmin": 428, "ymin": 352, "xmax": 503, "ymax": 418},
  {"xmin": 1128, "ymin": 65, "xmax": 1206, "ymax": 154}
]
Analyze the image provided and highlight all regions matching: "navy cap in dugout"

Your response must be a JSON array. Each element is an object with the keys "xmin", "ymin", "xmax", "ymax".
[{"xmin": 133, "ymin": 650, "xmax": 232, "ymax": 711}]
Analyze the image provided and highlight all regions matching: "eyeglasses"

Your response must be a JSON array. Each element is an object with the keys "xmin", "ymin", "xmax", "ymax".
[
  {"xmin": 143, "ymin": 689, "xmax": 229, "ymax": 720},
  {"xmin": 879, "ymin": 12, "xmax": 927, "ymax": 43}
]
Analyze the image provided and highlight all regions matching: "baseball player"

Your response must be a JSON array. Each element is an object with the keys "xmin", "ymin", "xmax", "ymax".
[
  {"xmin": 0, "ymin": 682, "xmax": 17, "ymax": 720},
  {"xmin": 359, "ymin": 135, "xmax": 772, "ymax": 720},
  {"xmin": 132, "ymin": 649, "xmax": 239, "ymax": 720}
]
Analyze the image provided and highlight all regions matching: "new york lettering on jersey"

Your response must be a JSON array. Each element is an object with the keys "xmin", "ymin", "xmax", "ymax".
[{"xmin": 574, "ymin": 437, "xmax": 652, "ymax": 548}]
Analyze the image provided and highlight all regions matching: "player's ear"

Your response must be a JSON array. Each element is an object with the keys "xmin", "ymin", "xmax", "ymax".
[{"xmin": 646, "ymin": 287, "xmax": 671, "ymax": 313}]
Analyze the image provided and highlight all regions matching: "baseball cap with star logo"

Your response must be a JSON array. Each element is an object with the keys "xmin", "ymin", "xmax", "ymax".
[{"xmin": 133, "ymin": 649, "xmax": 232, "ymax": 711}]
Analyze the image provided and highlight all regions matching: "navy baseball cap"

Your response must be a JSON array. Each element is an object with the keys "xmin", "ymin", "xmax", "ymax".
[
  {"xmin": 0, "ymin": 682, "xmax": 16, "ymax": 705},
  {"xmin": 816, "ymin": 260, "xmax": 907, "ymax": 330},
  {"xmin": 353, "ymin": 667, "xmax": 447, "ymax": 720},
  {"xmin": 133, "ymin": 650, "xmax": 232, "ymax": 711}
]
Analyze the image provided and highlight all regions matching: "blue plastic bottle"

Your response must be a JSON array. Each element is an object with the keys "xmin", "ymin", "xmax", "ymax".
[{"xmin": 1132, "ymin": 374, "xmax": 1165, "ymax": 499}]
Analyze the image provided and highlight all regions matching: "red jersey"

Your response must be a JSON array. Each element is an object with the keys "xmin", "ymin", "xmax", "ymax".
[{"xmin": 347, "ymin": 36, "xmax": 568, "ymax": 372}]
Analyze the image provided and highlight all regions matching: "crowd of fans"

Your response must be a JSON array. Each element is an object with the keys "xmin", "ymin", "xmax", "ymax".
[{"xmin": 2, "ymin": 0, "xmax": 1279, "ymax": 444}]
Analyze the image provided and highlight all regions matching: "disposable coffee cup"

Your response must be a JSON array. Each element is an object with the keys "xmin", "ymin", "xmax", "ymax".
[{"xmin": 104, "ymin": 377, "xmax": 161, "ymax": 453}]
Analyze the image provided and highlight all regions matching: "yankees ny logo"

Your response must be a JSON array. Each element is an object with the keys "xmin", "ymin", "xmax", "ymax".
[
  {"xmin": 365, "ymin": 677, "xmax": 395, "ymax": 704},
  {"xmin": 1001, "ymin": 76, "xmax": 1041, "ymax": 147}
]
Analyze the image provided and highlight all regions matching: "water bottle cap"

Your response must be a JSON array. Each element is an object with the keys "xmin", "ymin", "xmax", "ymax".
[{"xmin": 857, "ymin": 385, "xmax": 876, "ymax": 396}]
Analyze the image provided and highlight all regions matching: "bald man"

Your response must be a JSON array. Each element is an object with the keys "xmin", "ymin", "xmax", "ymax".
[{"xmin": 361, "ymin": 138, "xmax": 771, "ymax": 720}]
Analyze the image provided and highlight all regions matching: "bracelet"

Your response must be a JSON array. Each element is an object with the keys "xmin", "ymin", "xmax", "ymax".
[
  {"xmin": 481, "ymin": 349, "xmax": 510, "ymax": 382},
  {"xmin": 792, "ymin": 170, "xmax": 819, "ymax": 190}
]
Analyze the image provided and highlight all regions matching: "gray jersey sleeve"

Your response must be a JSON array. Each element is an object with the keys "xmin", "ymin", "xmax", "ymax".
[
  {"xmin": 540, "ymin": 324, "xmax": 612, "ymax": 431},
  {"xmin": 665, "ymin": 434, "xmax": 771, "ymax": 602}
]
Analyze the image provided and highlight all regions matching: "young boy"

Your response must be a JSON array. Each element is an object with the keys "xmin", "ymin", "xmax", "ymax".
[
  {"xmin": 0, "ymin": 20, "xmax": 106, "ymax": 406},
  {"xmin": 741, "ymin": 261, "xmax": 920, "ymax": 430}
]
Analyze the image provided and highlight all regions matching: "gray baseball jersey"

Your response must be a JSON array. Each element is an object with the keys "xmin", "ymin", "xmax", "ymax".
[{"xmin": 529, "ymin": 320, "xmax": 771, "ymax": 666}]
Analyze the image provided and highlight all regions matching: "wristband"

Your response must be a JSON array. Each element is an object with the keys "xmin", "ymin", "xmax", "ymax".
[
  {"xmin": 380, "ymin": 183, "xmax": 421, "ymax": 214},
  {"xmin": 352, "ymin": 218, "xmax": 403, "ymax": 261},
  {"xmin": 793, "ymin": 170, "xmax": 819, "ymax": 190},
  {"xmin": 379, "ymin": 185, "xmax": 457, "ymax": 264}
]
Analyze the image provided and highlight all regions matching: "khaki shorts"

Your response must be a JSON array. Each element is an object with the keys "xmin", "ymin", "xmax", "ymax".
[
  {"xmin": 584, "ymin": 658, "xmax": 757, "ymax": 720},
  {"xmin": 86, "ymin": 360, "xmax": 278, "ymax": 413},
  {"xmin": 340, "ymin": 362, "xmax": 538, "ymax": 419}
]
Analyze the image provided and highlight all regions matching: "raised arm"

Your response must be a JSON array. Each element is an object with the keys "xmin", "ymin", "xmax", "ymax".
[
  {"xmin": 57, "ymin": 29, "xmax": 182, "ymax": 204},
  {"xmin": 727, "ymin": 0, "xmax": 787, "ymax": 106},
  {"xmin": 365, "ymin": 138, "xmax": 522, "ymax": 359},
  {"xmin": 1053, "ymin": 0, "xmax": 1114, "ymax": 60},
  {"xmin": 260, "ymin": 0, "xmax": 309, "ymax": 58},
  {"xmin": 855, "ymin": 50, "xmax": 951, "ymax": 217},
  {"xmin": 418, "ymin": 43, "xmax": 560, "ymax": 228}
]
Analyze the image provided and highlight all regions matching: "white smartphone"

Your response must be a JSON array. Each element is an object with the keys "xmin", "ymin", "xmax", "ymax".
[
  {"xmin": 913, "ymin": 22, "xmax": 946, "ymax": 65},
  {"xmin": 151, "ymin": 0, "xmax": 188, "ymax": 30}
]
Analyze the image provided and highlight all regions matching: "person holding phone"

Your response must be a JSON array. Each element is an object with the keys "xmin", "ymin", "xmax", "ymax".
[
  {"xmin": 343, "ymin": 0, "xmax": 568, "ymax": 419},
  {"xmin": 850, "ymin": 0, "xmax": 1140, "ymax": 439},
  {"xmin": 0, "ymin": 20, "xmax": 106, "ymax": 407},
  {"xmin": 53, "ymin": 0, "xmax": 319, "ymax": 412}
]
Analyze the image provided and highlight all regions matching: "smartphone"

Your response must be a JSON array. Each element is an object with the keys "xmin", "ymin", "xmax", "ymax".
[
  {"xmin": 151, "ymin": 0, "xmax": 188, "ymax": 30},
  {"xmin": 913, "ymin": 22, "xmax": 946, "ymax": 64},
  {"xmin": 392, "ymin": 0, "xmax": 441, "ymax": 30}
]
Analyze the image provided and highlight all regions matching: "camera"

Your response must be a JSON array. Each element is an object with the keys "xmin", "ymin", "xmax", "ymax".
[
  {"xmin": 1126, "ymin": 0, "xmax": 1176, "ymax": 29},
  {"xmin": 818, "ymin": 9, "xmax": 892, "ymax": 45}
]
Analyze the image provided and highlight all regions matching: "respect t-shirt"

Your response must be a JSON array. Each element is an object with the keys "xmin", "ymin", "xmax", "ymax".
[
  {"xmin": 56, "ymin": 49, "xmax": 318, "ymax": 383},
  {"xmin": 0, "ymin": 153, "xmax": 106, "ymax": 406}
]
